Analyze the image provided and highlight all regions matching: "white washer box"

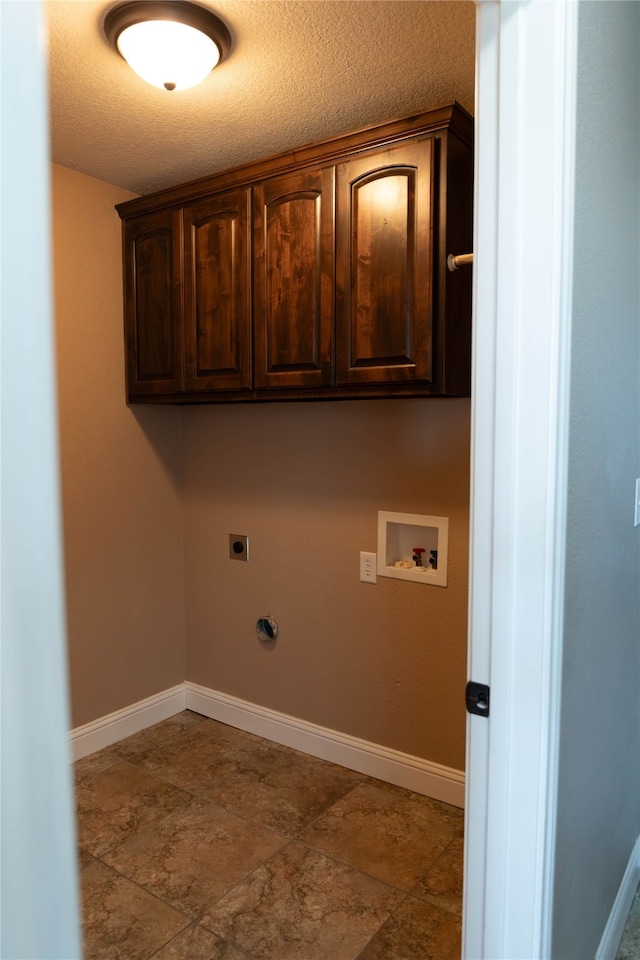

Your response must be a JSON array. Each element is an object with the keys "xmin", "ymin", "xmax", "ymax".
[{"xmin": 377, "ymin": 511, "xmax": 449, "ymax": 586}]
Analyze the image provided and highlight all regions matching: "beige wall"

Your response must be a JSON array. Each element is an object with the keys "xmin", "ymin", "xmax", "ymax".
[
  {"xmin": 182, "ymin": 398, "xmax": 470, "ymax": 770},
  {"xmin": 52, "ymin": 162, "xmax": 470, "ymax": 769},
  {"xmin": 52, "ymin": 164, "xmax": 185, "ymax": 727}
]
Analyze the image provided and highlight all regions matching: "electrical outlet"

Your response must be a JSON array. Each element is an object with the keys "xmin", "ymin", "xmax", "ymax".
[
  {"xmin": 635, "ymin": 479, "xmax": 640, "ymax": 528},
  {"xmin": 229, "ymin": 534, "xmax": 249, "ymax": 561},
  {"xmin": 360, "ymin": 551, "xmax": 377, "ymax": 584}
]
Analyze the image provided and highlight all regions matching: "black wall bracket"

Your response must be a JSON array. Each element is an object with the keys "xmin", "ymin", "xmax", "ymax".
[{"xmin": 466, "ymin": 681, "xmax": 490, "ymax": 717}]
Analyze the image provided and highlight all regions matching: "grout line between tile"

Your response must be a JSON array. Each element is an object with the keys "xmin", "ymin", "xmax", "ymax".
[{"xmin": 77, "ymin": 714, "xmax": 464, "ymax": 959}]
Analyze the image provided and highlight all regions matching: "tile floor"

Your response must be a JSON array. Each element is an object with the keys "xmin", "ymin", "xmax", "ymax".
[{"xmin": 74, "ymin": 711, "xmax": 464, "ymax": 960}]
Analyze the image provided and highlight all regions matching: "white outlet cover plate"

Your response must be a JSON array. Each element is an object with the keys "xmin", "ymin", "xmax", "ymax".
[
  {"xmin": 360, "ymin": 551, "xmax": 377, "ymax": 584},
  {"xmin": 635, "ymin": 478, "xmax": 640, "ymax": 527}
]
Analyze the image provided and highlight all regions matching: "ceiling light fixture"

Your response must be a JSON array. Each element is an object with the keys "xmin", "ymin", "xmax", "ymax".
[{"xmin": 104, "ymin": 1, "xmax": 231, "ymax": 92}]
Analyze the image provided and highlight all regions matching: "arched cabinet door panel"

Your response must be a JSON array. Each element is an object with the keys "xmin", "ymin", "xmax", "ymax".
[
  {"xmin": 183, "ymin": 189, "xmax": 252, "ymax": 393},
  {"xmin": 253, "ymin": 166, "xmax": 334, "ymax": 390},
  {"xmin": 335, "ymin": 138, "xmax": 434, "ymax": 386},
  {"xmin": 123, "ymin": 209, "xmax": 184, "ymax": 399}
]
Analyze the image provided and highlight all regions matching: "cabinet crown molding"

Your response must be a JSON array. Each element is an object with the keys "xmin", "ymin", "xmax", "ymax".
[{"xmin": 116, "ymin": 101, "xmax": 473, "ymax": 221}]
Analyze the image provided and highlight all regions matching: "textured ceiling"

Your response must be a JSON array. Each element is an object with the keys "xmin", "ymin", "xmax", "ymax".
[{"xmin": 47, "ymin": 0, "xmax": 475, "ymax": 196}]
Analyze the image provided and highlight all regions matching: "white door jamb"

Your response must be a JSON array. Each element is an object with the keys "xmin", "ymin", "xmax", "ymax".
[{"xmin": 463, "ymin": 2, "xmax": 578, "ymax": 957}]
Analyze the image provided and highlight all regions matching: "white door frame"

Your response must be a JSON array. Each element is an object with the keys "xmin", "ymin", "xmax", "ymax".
[
  {"xmin": 463, "ymin": 2, "xmax": 578, "ymax": 957},
  {"xmin": 0, "ymin": 1, "xmax": 579, "ymax": 957},
  {"xmin": 1, "ymin": 1, "xmax": 82, "ymax": 957}
]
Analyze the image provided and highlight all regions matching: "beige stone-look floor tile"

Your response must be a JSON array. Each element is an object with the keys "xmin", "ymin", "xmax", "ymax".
[
  {"xmin": 79, "ymin": 847, "xmax": 97, "ymax": 870},
  {"xmin": 411, "ymin": 835, "xmax": 463, "ymax": 915},
  {"xmin": 112, "ymin": 711, "xmax": 215, "ymax": 760},
  {"xmin": 74, "ymin": 744, "xmax": 123, "ymax": 784},
  {"xmin": 130, "ymin": 724, "xmax": 363, "ymax": 835},
  {"xmin": 73, "ymin": 713, "xmax": 210, "ymax": 782},
  {"xmin": 202, "ymin": 841, "xmax": 403, "ymax": 960},
  {"xmin": 76, "ymin": 760, "xmax": 193, "ymax": 857},
  {"xmin": 299, "ymin": 780, "xmax": 461, "ymax": 891},
  {"xmin": 81, "ymin": 857, "xmax": 189, "ymax": 960},
  {"xmin": 357, "ymin": 895, "xmax": 462, "ymax": 960},
  {"xmin": 203, "ymin": 742, "xmax": 364, "ymax": 836},
  {"xmin": 104, "ymin": 796, "xmax": 286, "ymax": 920},
  {"xmin": 123, "ymin": 716, "xmax": 245, "ymax": 774},
  {"xmin": 151, "ymin": 922, "xmax": 254, "ymax": 960}
]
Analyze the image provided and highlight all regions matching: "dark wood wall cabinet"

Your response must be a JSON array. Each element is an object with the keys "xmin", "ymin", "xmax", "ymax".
[{"xmin": 117, "ymin": 102, "xmax": 473, "ymax": 404}]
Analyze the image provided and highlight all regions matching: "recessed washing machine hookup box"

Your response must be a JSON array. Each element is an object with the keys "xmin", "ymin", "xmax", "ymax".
[{"xmin": 377, "ymin": 511, "xmax": 449, "ymax": 586}]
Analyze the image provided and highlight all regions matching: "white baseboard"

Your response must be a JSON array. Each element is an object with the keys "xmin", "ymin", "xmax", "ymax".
[
  {"xmin": 69, "ymin": 681, "xmax": 465, "ymax": 807},
  {"xmin": 185, "ymin": 682, "xmax": 465, "ymax": 807},
  {"xmin": 69, "ymin": 684, "xmax": 186, "ymax": 761},
  {"xmin": 596, "ymin": 833, "xmax": 640, "ymax": 960}
]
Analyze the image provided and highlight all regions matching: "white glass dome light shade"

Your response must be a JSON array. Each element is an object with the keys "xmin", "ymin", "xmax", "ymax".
[
  {"xmin": 104, "ymin": 2, "xmax": 231, "ymax": 92},
  {"xmin": 117, "ymin": 19, "xmax": 219, "ymax": 90}
]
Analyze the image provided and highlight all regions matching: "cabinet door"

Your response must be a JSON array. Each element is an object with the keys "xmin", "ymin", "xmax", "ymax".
[
  {"xmin": 123, "ymin": 209, "xmax": 183, "ymax": 398},
  {"xmin": 253, "ymin": 167, "xmax": 334, "ymax": 390},
  {"xmin": 336, "ymin": 138, "xmax": 434, "ymax": 385},
  {"xmin": 183, "ymin": 189, "xmax": 251, "ymax": 393}
]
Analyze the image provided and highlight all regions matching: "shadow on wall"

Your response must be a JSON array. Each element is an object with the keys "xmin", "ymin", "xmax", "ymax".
[
  {"xmin": 177, "ymin": 397, "xmax": 471, "ymax": 509},
  {"xmin": 130, "ymin": 404, "xmax": 182, "ymax": 494}
]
